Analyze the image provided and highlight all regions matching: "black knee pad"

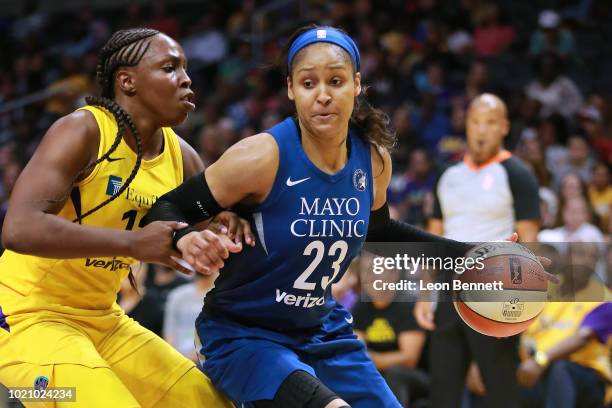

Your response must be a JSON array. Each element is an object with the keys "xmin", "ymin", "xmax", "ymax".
[{"xmin": 253, "ymin": 370, "xmax": 342, "ymax": 408}]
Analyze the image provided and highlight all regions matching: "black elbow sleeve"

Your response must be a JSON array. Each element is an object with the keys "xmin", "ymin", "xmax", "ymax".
[
  {"xmin": 365, "ymin": 203, "xmax": 391, "ymax": 242},
  {"xmin": 143, "ymin": 171, "xmax": 225, "ymax": 249}
]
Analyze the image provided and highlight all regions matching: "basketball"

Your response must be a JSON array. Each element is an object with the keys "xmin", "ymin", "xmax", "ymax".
[{"xmin": 454, "ymin": 242, "xmax": 548, "ymax": 338}]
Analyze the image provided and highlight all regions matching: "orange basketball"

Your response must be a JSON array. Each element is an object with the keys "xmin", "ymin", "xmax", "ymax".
[{"xmin": 454, "ymin": 242, "xmax": 548, "ymax": 337}]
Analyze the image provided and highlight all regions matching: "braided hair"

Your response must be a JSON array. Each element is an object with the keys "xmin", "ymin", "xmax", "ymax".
[
  {"xmin": 81, "ymin": 28, "xmax": 160, "ymax": 291},
  {"xmin": 74, "ymin": 28, "xmax": 159, "ymax": 222}
]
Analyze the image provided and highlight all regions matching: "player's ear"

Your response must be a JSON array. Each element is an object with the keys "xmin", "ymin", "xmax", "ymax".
[
  {"xmin": 116, "ymin": 68, "xmax": 136, "ymax": 96},
  {"xmin": 287, "ymin": 76, "xmax": 295, "ymax": 101},
  {"xmin": 354, "ymin": 72, "xmax": 362, "ymax": 97},
  {"xmin": 502, "ymin": 118, "xmax": 510, "ymax": 138}
]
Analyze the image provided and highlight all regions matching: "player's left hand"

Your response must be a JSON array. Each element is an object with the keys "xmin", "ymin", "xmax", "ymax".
[
  {"xmin": 517, "ymin": 358, "xmax": 545, "ymax": 387},
  {"xmin": 505, "ymin": 232, "xmax": 559, "ymax": 284},
  {"xmin": 176, "ymin": 229, "xmax": 242, "ymax": 275},
  {"xmin": 208, "ymin": 211, "xmax": 256, "ymax": 247}
]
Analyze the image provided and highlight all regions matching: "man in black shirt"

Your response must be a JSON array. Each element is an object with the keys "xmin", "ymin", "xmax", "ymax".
[{"xmin": 353, "ymin": 263, "xmax": 428, "ymax": 407}]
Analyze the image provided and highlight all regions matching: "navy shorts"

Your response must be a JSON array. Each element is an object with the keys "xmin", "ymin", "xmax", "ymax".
[{"xmin": 195, "ymin": 306, "xmax": 401, "ymax": 407}]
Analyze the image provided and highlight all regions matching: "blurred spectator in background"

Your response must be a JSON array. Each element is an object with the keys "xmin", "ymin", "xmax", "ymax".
[
  {"xmin": 182, "ymin": 15, "xmax": 227, "ymax": 69},
  {"xmin": 45, "ymin": 56, "xmax": 92, "ymax": 118},
  {"xmin": 461, "ymin": 60, "xmax": 492, "ymax": 104},
  {"xmin": 0, "ymin": 160, "xmax": 22, "ymax": 255},
  {"xmin": 353, "ymin": 258, "xmax": 428, "ymax": 408},
  {"xmin": 121, "ymin": 2, "xmax": 145, "ymax": 29},
  {"xmin": 577, "ymin": 104, "xmax": 612, "ymax": 163},
  {"xmin": 540, "ymin": 196, "xmax": 604, "ymax": 243},
  {"xmin": 387, "ymin": 148, "xmax": 435, "ymax": 227},
  {"xmin": 411, "ymin": 92, "xmax": 450, "ymax": 153},
  {"xmin": 539, "ymin": 114, "xmax": 569, "ymax": 177},
  {"xmin": 52, "ymin": 4, "xmax": 109, "ymax": 58},
  {"xmin": 218, "ymin": 40, "xmax": 255, "ymax": 85},
  {"xmin": 519, "ymin": 302, "xmax": 611, "ymax": 408},
  {"xmin": 10, "ymin": 0, "xmax": 46, "ymax": 42},
  {"xmin": 198, "ymin": 124, "xmax": 229, "ymax": 167},
  {"xmin": 414, "ymin": 60, "xmax": 450, "ymax": 111},
  {"xmin": 558, "ymin": 172, "xmax": 591, "ymax": 208},
  {"xmin": 526, "ymin": 53, "xmax": 583, "ymax": 120},
  {"xmin": 391, "ymin": 105, "xmax": 417, "ymax": 171},
  {"xmin": 516, "ymin": 127, "xmax": 553, "ymax": 188},
  {"xmin": 146, "ymin": 265, "xmax": 190, "ymax": 313},
  {"xmin": 145, "ymin": 0, "xmax": 180, "ymax": 40},
  {"xmin": 555, "ymin": 132, "xmax": 595, "ymax": 186},
  {"xmin": 434, "ymin": 102, "xmax": 467, "ymax": 164},
  {"xmin": 472, "ymin": 2, "xmax": 515, "ymax": 58},
  {"xmin": 118, "ymin": 265, "xmax": 164, "ymax": 336},
  {"xmin": 529, "ymin": 10, "xmax": 578, "ymax": 63},
  {"xmin": 540, "ymin": 187, "xmax": 560, "ymax": 229},
  {"xmin": 588, "ymin": 162, "xmax": 611, "ymax": 234},
  {"xmin": 164, "ymin": 273, "xmax": 212, "ymax": 362}
]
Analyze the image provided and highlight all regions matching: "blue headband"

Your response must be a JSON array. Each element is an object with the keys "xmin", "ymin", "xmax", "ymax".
[{"xmin": 287, "ymin": 27, "xmax": 360, "ymax": 72}]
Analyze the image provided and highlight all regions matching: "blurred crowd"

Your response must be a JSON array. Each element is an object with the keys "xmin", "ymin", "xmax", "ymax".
[
  {"xmin": 0, "ymin": 0, "xmax": 610, "ymax": 407},
  {"xmin": 1, "ymin": 0, "xmax": 610, "ymax": 245}
]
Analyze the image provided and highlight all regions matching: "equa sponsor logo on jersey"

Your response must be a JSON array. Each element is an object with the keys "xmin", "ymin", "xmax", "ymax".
[
  {"xmin": 290, "ymin": 197, "xmax": 366, "ymax": 238},
  {"xmin": 106, "ymin": 175, "xmax": 122, "ymax": 196},
  {"xmin": 126, "ymin": 187, "xmax": 159, "ymax": 209},
  {"xmin": 85, "ymin": 257, "xmax": 130, "ymax": 271}
]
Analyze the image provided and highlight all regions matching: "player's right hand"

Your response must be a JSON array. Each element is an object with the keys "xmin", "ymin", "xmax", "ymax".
[
  {"xmin": 129, "ymin": 221, "xmax": 196, "ymax": 274},
  {"xmin": 176, "ymin": 230, "xmax": 242, "ymax": 275},
  {"xmin": 414, "ymin": 300, "xmax": 436, "ymax": 331},
  {"xmin": 466, "ymin": 362, "xmax": 486, "ymax": 396}
]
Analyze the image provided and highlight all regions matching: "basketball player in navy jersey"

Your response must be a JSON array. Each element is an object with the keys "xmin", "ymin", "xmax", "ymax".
[{"xmin": 145, "ymin": 26, "xmax": 551, "ymax": 408}]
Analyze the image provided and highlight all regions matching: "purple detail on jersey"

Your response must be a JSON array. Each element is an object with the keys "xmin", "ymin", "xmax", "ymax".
[
  {"xmin": 581, "ymin": 302, "xmax": 612, "ymax": 344},
  {"xmin": 0, "ymin": 305, "xmax": 10, "ymax": 332}
]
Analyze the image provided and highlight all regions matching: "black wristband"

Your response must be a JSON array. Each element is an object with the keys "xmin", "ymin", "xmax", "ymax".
[{"xmin": 172, "ymin": 225, "xmax": 197, "ymax": 251}]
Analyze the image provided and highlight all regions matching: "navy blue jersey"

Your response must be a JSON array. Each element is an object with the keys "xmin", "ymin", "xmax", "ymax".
[{"xmin": 204, "ymin": 117, "xmax": 373, "ymax": 330}]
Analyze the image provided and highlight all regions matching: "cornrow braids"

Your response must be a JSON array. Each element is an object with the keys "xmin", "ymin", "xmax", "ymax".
[
  {"xmin": 80, "ymin": 28, "xmax": 161, "ymax": 291},
  {"xmin": 71, "ymin": 28, "xmax": 159, "ymax": 223},
  {"xmin": 80, "ymin": 95, "xmax": 144, "ymax": 292},
  {"xmin": 95, "ymin": 28, "xmax": 160, "ymax": 99}
]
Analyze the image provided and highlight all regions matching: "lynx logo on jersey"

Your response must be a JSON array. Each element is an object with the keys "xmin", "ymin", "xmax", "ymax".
[
  {"xmin": 353, "ymin": 169, "xmax": 366, "ymax": 191},
  {"xmin": 106, "ymin": 175, "xmax": 122, "ymax": 196}
]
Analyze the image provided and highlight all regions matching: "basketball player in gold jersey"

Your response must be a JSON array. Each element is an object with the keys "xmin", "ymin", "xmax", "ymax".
[{"xmin": 0, "ymin": 28, "xmax": 251, "ymax": 407}]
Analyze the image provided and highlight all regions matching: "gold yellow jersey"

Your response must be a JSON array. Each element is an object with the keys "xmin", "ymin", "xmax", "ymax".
[
  {"xmin": 0, "ymin": 105, "xmax": 183, "ymax": 313},
  {"xmin": 523, "ymin": 302, "xmax": 611, "ymax": 382}
]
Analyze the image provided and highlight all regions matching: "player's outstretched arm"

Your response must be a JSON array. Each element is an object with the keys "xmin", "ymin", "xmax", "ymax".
[
  {"xmin": 144, "ymin": 133, "xmax": 278, "ymax": 272},
  {"xmin": 365, "ymin": 145, "xmax": 471, "ymax": 256},
  {"xmin": 1, "ymin": 110, "xmax": 180, "ymax": 262}
]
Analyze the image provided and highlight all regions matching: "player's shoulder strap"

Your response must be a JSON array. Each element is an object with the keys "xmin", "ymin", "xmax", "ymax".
[{"xmin": 160, "ymin": 126, "xmax": 184, "ymax": 183}]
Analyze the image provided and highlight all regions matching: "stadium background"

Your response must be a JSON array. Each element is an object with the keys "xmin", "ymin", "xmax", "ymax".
[{"xmin": 0, "ymin": 0, "xmax": 610, "ymax": 407}]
